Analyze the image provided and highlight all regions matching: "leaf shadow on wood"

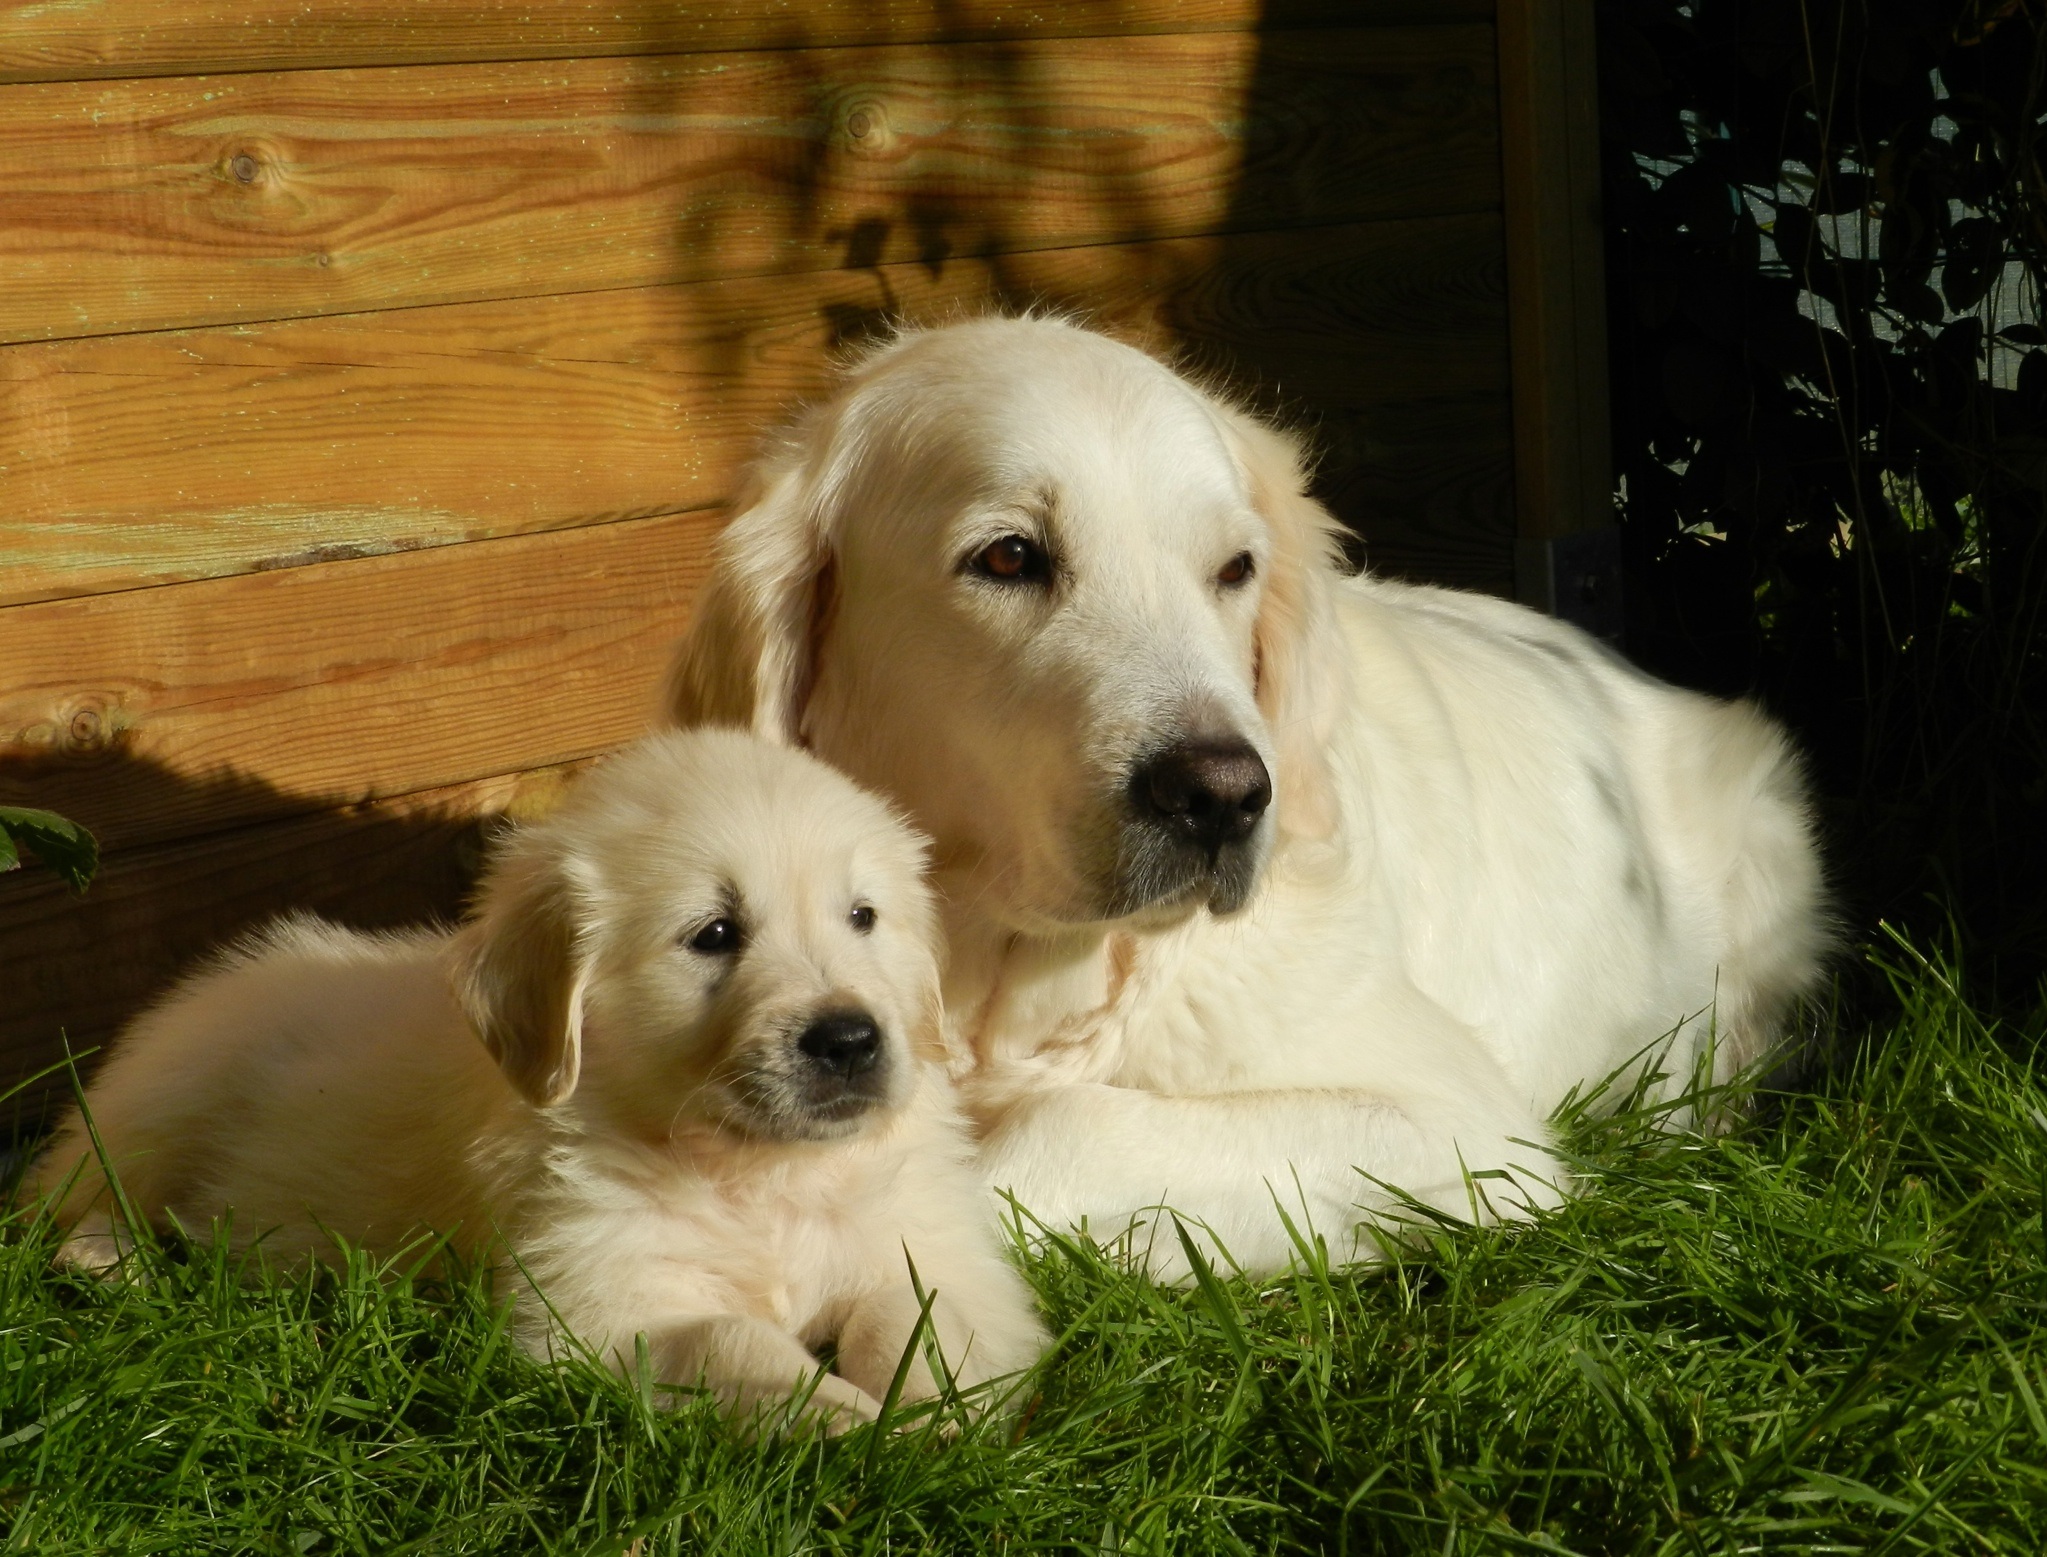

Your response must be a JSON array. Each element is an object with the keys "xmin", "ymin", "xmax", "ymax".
[
  {"xmin": 624, "ymin": 1, "xmax": 1219, "ymax": 410},
  {"xmin": 670, "ymin": 2, "xmax": 1523, "ymax": 594},
  {"xmin": 583, "ymin": 3, "xmax": 1522, "ymax": 594}
]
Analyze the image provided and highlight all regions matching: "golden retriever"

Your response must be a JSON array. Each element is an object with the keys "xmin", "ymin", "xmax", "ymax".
[
  {"xmin": 662, "ymin": 315, "xmax": 1829, "ymax": 1279},
  {"xmin": 31, "ymin": 729, "xmax": 1047, "ymax": 1429}
]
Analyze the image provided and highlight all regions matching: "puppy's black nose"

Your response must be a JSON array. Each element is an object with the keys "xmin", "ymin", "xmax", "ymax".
[
  {"xmin": 1136, "ymin": 740, "xmax": 1272, "ymax": 854},
  {"xmin": 796, "ymin": 1011, "xmax": 882, "ymax": 1079}
]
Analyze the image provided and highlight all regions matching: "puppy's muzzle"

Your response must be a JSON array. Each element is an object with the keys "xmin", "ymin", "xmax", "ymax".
[
  {"xmin": 798, "ymin": 1010, "xmax": 882, "ymax": 1081},
  {"xmin": 793, "ymin": 1008, "xmax": 891, "ymax": 1120}
]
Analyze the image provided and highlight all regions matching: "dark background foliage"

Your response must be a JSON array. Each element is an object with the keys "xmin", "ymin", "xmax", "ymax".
[{"xmin": 1597, "ymin": 0, "xmax": 2047, "ymax": 1005}]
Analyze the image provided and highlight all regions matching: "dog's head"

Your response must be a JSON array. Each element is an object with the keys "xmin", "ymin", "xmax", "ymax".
[
  {"xmin": 450, "ymin": 729, "xmax": 942, "ymax": 1139},
  {"xmin": 665, "ymin": 316, "xmax": 1348, "ymax": 932}
]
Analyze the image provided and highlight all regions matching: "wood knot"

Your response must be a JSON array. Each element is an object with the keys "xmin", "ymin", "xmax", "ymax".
[
  {"xmin": 840, "ymin": 99, "xmax": 894, "ymax": 155},
  {"xmin": 17, "ymin": 697, "xmax": 128, "ymax": 760}
]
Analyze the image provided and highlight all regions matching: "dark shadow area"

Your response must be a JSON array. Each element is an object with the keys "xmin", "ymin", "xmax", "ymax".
[
  {"xmin": 1180, "ymin": 1, "xmax": 1518, "ymax": 592},
  {"xmin": 0, "ymin": 752, "xmax": 512, "ymax": 1136},
  {"xmin": 1597, "ymin": 0, "xmax": 2047, "ymax": 1004}
]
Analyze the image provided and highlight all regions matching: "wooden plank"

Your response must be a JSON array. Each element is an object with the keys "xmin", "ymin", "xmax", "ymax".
[
  {"xmin": 3, "ymin": 214, "xmax": 1511, "ymax": 606},
  {"xmin": 0, "ymin": 763, "xmax": 586, "ymax": 1121},
  {"xmin": 0, "ymin": 512, "xmax": 713, "ymax": 857},
  {"xmin": 1146, "ymin": 220, "xmax": 1515, "ymax": 595},
  {"xmin": 1317, "ymin": 395, "xmax": 1515, "ymax": 596},
  {"xmin": 0, "ymin": 27, "xmax": 1501, "ymax": 344},
  {"xmin": 1497, "ymin": 0, "xmax": 1611, "ymax": 552},
  {"xmin": 0, "ymin": 0, "xmax": 1492, "ymax": 84}
]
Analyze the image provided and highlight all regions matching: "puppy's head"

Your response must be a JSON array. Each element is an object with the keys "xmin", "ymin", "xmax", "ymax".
[
  {"xmin": 451, "ymin": 729, "xmax": 941, "ymax": 1144},
  {"xmin": 664, "ymin": 316, "xmax": 1347, "ymax": 935}
]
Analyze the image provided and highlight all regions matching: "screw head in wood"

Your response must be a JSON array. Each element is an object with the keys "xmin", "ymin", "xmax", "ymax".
[{"xmin": 231, "ymin": 153, "xmax": 258, "ymax": 183}]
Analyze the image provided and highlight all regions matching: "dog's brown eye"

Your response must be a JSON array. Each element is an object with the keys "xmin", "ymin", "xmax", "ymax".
[
  {"xmin": 849, "ymin": 904, "xmax": 876, "ymax": 934},
  {"xmin": 1218, "ymin": 552, "xmax": 1255, "ymax": 587},
  {"xmin": 688, "ymin": 917, "xmax": 743, "ymax": 955},
  {"xmin": 969, "ymin": 534, "xmax": 1050, "ymax": 584}
]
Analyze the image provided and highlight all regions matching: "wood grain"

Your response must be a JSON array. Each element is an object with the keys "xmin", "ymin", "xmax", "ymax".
[
  {"xmin": 0, "ymin": 0, "xmax": 1492, "ymax": 84},
  {"xmin": 0, "ymin": 27, "xmax": 1500, "ymax": 344},
  {"xmin": 1497, "ymin": 0, "xmax": 1610, "ymax": 547},
  {"xmin": 3, "ymin": 215, "xmax": 1510, "ymax": 606},
  {"xmin": 0, "ymin": 762, "xmax": 585, "ymax": 1118},
  {"xmin": 0, "ymin": 512, "xmax": 713, "ymax": 856},
  {"xmin": 1316, "ymin": 395, "xmax": 1515, "ymax": 596}
]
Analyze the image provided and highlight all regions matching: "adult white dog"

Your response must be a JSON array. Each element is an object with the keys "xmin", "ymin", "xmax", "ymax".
[{"xmin": 665, "ymin": 316, "xmax": 1827, "ymax": 1277}]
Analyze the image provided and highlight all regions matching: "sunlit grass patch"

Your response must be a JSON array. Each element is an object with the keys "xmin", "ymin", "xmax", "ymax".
[{"xmin": 4, "ymin": 935, "xmax": 2044, "ymax": 1554}]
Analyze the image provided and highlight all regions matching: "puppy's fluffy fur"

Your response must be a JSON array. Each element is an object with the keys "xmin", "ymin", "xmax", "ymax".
[
  {"xmin": 664, "ymin": 316, "xmax": 1830, "ymax": 1279},
  {"xmin": 31, "ymin": 729, "xmax": 1047, "ymax": 1428}
]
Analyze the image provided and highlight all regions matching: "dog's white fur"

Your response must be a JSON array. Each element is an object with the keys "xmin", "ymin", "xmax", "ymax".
[
  {"xmin": 663, "ymin": 316, "xmax": 1829, "ymax": 1279},
  {"xmin": 31, "ymin": 730, "xmax": 1047, "ymax": 1428}
]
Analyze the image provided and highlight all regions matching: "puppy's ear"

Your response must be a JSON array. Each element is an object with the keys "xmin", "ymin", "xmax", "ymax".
[
  {"xmin": 909, "ymin": 975, "xmax": 953, "ymax": 1069},
  {"xmin": 1215, "ymin": 406, "xmax": 1349, "ymax": 843},
  {"xmin": 451, "ymin": 835, "xmax": 592, "ymax": 1109},
  {"xmin": 663, "ymin": 450, "xmax": 835, "ymax": 745}
]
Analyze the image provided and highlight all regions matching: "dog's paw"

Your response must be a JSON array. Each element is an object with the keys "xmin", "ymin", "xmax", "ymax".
[
  {"xmin": 53, "ymin": 1214, "xmax": 139, "ymax": 1281},
  {"xmin": 744, "ymin": 1373, "xmax": 885, "ymax": 1439}
]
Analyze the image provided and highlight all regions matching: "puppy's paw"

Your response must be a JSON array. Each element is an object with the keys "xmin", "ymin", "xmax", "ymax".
[
  {"xmin": 53, "ymin": 1213, "xmax": 140, "ymax": 1281},
  {"xmin": 1398, "ymin": 1153, "xmax": 1573, "ymax": 1230},
  {"xmin": 734, "ymin": 1372, "xmax": 885, "ymax": 1439}
]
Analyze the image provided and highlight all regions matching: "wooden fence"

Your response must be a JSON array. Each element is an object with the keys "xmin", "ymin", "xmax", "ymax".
[{"xmin": 0, "ymin": 0, "xmax": 1606, "ymax": 1115}]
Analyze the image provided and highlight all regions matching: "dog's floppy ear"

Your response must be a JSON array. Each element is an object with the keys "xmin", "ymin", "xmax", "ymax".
[
  {"xmin": 451, "ymin": 833, "xmax": 593, "ymax": 1109},
  {"xmin": 1214, "ymin": 405, "xmax": 1349, "ymax": 843},
  {"xmin": 910, "ymin": 975, "xmax": 952, "ymax": 1069},
  {"xmin": 663, "ymin": 448, "xmax": 834, "ymax": 745}
]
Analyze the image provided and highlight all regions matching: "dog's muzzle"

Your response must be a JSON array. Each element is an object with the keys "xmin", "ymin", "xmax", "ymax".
[
  {"xmin": 730, "ymin": 1006, "xmax": 896, "ymax": 1140},
  {"xmin": 790, "ymin": 1008, "xmax": 891, "ymax": 1120},
  {"xmin": 1112, "ymin": 738, "xmax": 1272, "ymax": 916}
]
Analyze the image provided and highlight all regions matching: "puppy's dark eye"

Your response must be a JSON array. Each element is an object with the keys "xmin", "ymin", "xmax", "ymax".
[
  {"xmin": 849, "ymin": 904, "xmax": 876, "ymax": 934},
  {"xmin": 687, "ymin": 917, "xmax": 743, "ymax": 955},
  {"xmin": 968, "ymin": 534, "xmax": 1051, "ymax": 585},
  {"xmin": 1218, "ymin": 552, "xmax": 1255, "ymax": 587}
]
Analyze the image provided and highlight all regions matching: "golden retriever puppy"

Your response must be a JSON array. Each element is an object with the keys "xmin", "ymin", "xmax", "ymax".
[
  {"xmin": 663, "ymin": 315, "xmax": 1829, "ymax": 1280},
  {"xmin": 30, "ymin": 729, "xmax": 1047, "ymax": 1429}
]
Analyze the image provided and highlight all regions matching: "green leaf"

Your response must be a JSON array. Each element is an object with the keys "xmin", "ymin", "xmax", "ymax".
[
  {"xmin": 0, "ymin": 805, "xmax": 99, "ymax": 894},
  {"xmin": 1173, "ymin": 1217, "xmax": 1250, "ymax": 1366}
]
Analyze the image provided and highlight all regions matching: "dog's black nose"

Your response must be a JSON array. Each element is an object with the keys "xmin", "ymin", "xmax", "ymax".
[
  {"xmin": 796, "ymin": 1011, "xmax": 882, "ymax": 1079},
  {"xmin": 1136, "ymin": 740, "xmax": 1272, "ymax": 854}
]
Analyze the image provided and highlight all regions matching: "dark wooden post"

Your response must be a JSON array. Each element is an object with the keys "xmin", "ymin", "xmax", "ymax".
[{"xmin": 1498, "ymin": 0, "xmax": 1620, "ymax": 639}]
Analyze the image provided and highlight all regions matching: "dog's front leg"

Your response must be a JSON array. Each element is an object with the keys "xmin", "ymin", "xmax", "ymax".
[
  {"xmin": 979, "ymin": 1081, "xmax": 1564, "ymax": 1282},
  {"xmin": 836, "ymin": 1280, "xmax": 975, "ymax": 1410},
  {"xmin": 837, "ymin": 1253, "xmax": 1047, "ymax": 1416},
  {"xmin": 645, "ymin": 1314, "xmax": 881, "ymax": 1434}
]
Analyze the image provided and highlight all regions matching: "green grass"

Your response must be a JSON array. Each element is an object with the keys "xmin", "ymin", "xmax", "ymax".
[{"xmin": 4, "ymin": 934, "xmax": 2045, "ymax": 1555}]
